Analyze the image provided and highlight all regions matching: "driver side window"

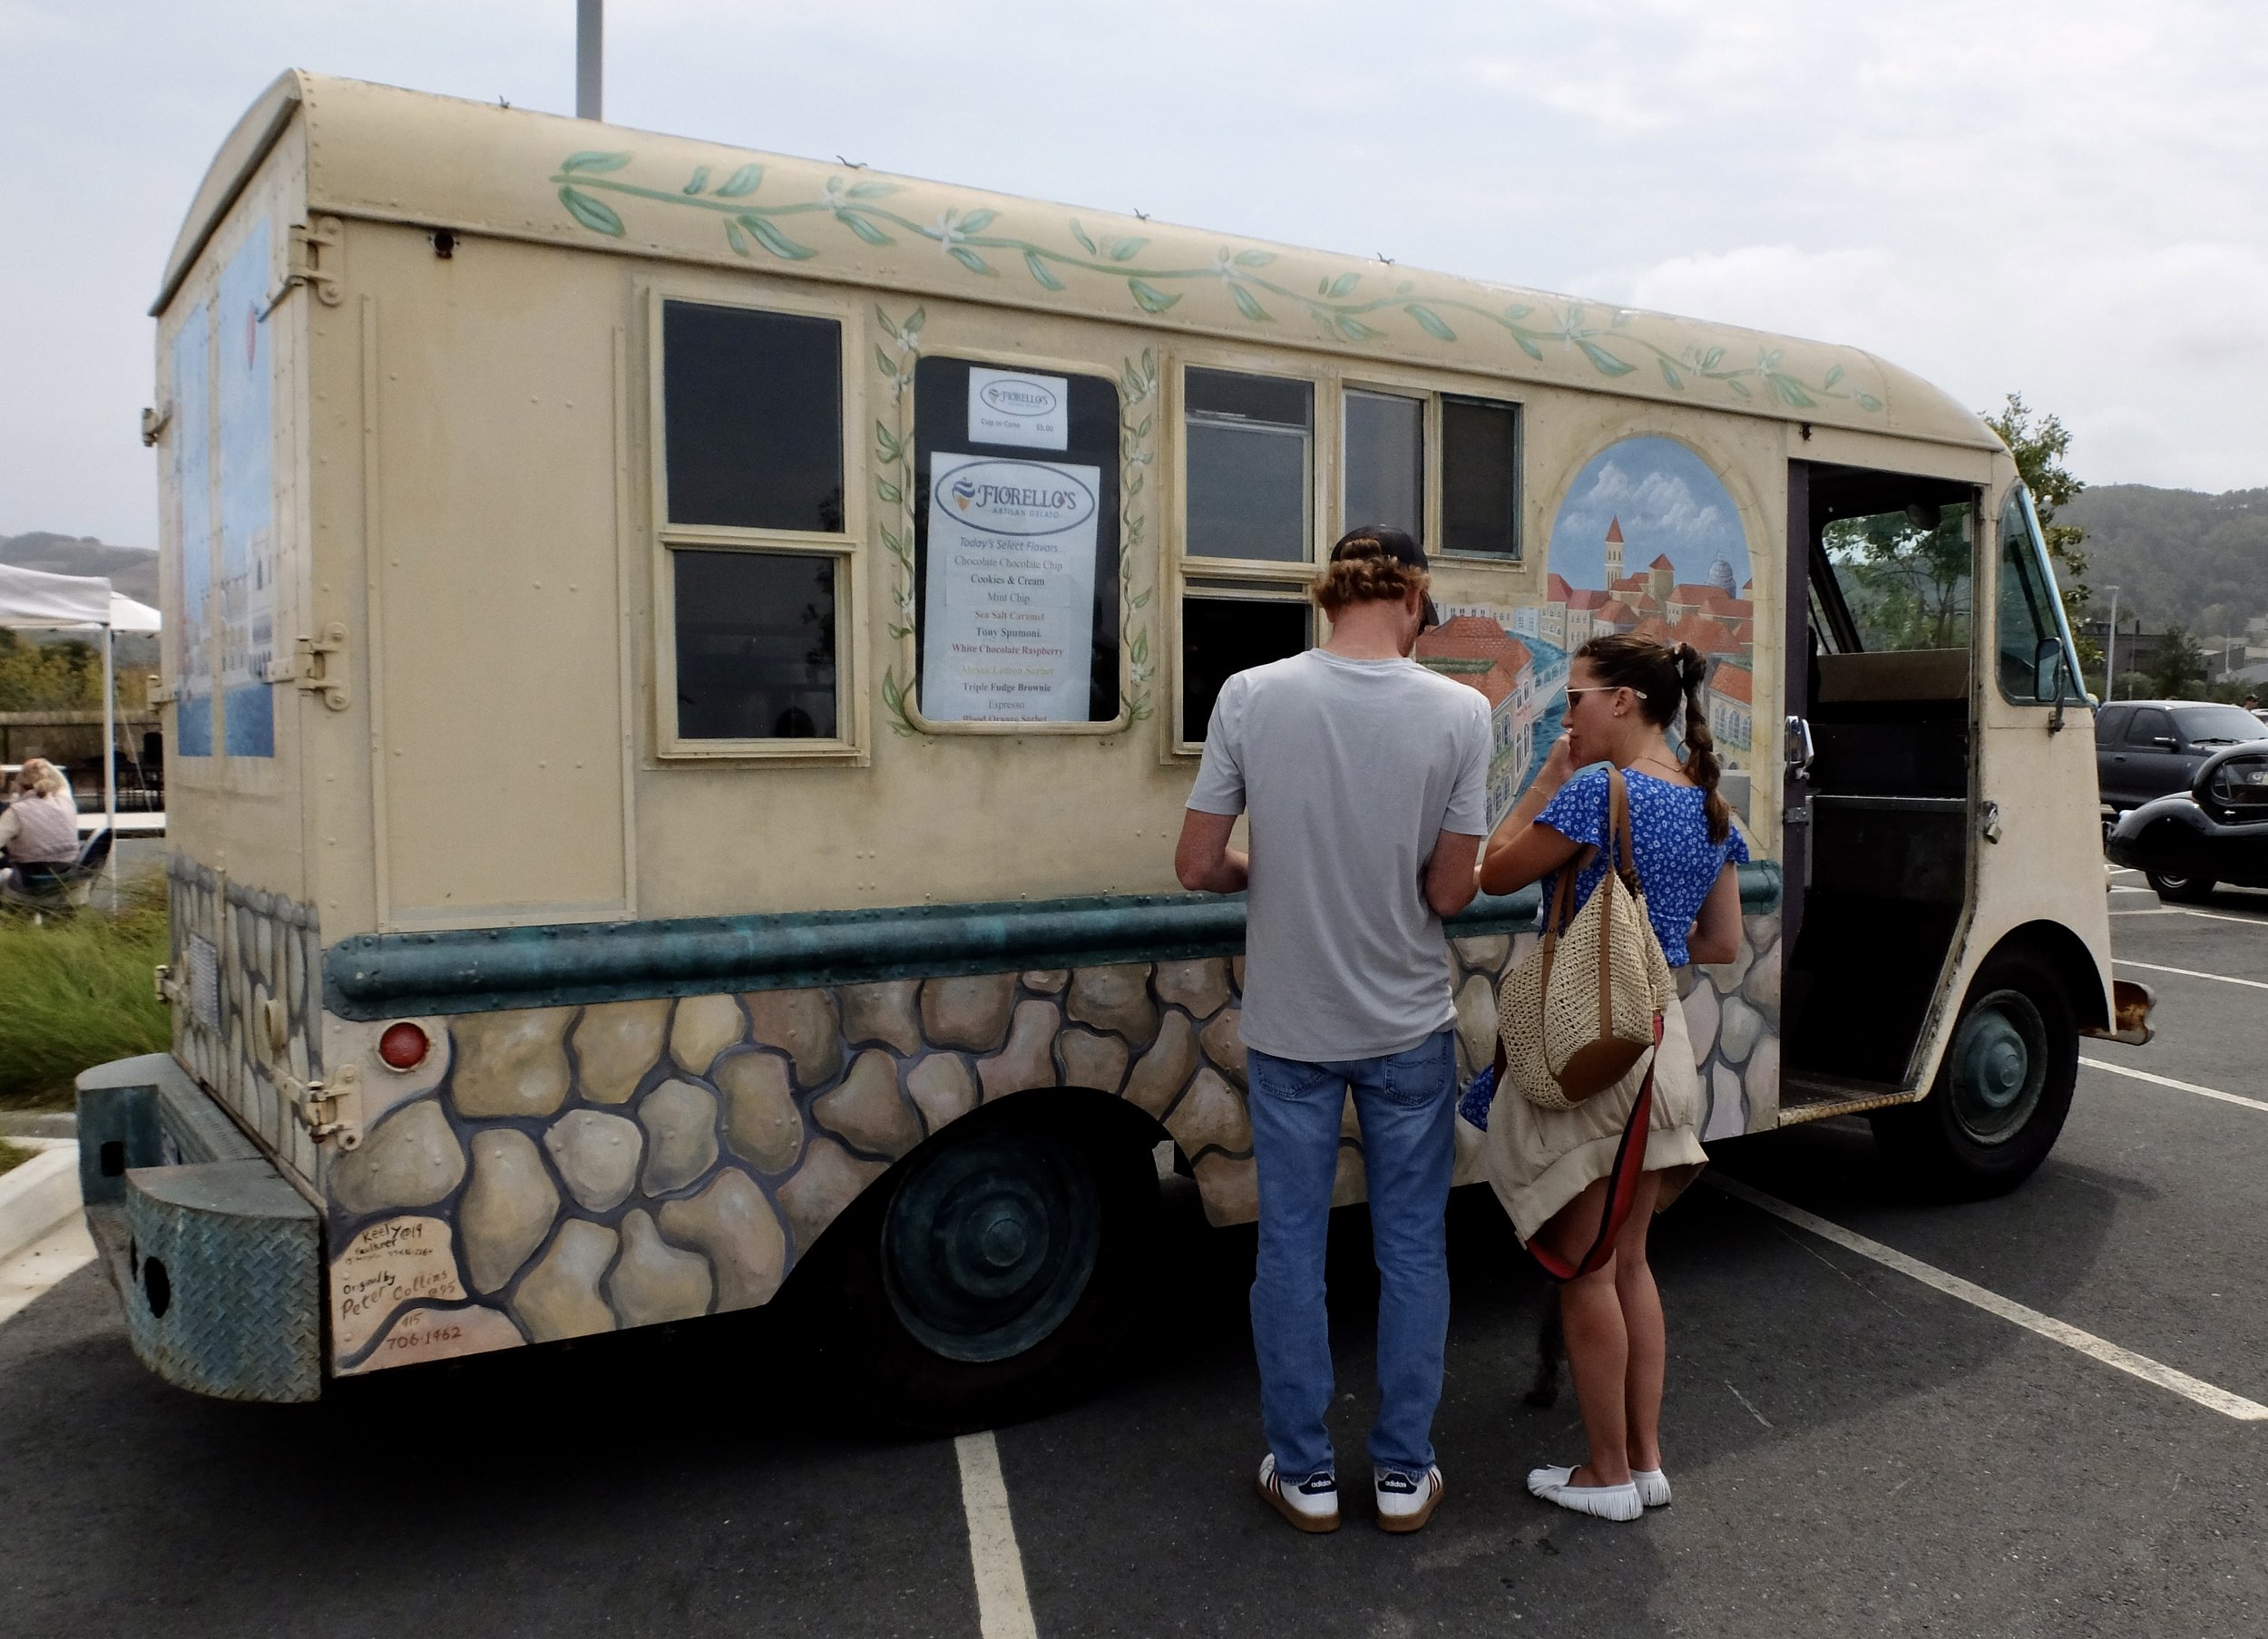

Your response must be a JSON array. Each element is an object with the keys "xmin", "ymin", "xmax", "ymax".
[
  {"xmin": 2125, "ymin": 707, "xmax": 2173, "ymax": 747},
  {"xmin": 1995, "ymin": 484, "xmax": 2083, "ymax": 704}
]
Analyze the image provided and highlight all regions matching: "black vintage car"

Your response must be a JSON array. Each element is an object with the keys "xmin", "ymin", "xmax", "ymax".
[
  {"xmin": 2096, "ymin": 699, "xmax": 2268, "ymax": 815},
  {"xmin": 2106, "ymin": 742, "xmax": 2268, "ymax": 902}
]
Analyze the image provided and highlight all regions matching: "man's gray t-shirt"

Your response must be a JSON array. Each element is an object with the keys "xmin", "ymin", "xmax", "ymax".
[{"xmin": 1188, "ymin": 649, "xmax": 1491, "ymax": 1061}]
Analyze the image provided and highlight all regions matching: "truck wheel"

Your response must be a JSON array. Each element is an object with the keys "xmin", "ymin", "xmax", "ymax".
[
  {"xmin": 828, "ymin": 1107, "xmax": 1159, "ymax": 1434},
  {"xmin": 2146, "ymin": 869, "xmax": 2214, "ymax": 903},
  {"xmin": 1870, "ymin": 952, "xmax": 2078, "ymax": 1199}
]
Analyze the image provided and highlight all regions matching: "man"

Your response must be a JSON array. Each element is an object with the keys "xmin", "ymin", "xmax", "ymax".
[{"xmin": 1176, "ymin": 527, "xmax": 1489, "ymax": 1536}]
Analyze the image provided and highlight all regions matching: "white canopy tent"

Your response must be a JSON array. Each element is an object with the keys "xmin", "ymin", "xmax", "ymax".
[{"xmin": 0, "ymin": 561, "xmax": 163, "ymax": 861}]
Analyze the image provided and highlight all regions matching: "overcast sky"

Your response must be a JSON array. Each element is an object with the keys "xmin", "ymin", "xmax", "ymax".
[{"xmin": 5, "ymin": 0, "xmax": 2263, "ymax": 546}]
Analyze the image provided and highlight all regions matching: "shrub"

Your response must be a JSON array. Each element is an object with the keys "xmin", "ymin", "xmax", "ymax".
[{"xmin": 0, "ymin": 877, "xmax": 170, "ymax": 1108}]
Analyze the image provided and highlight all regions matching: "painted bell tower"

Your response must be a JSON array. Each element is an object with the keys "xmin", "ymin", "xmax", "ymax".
[{"xmin": 1604, "ymin": 516, "xmax": 1625, "ymax": 586}]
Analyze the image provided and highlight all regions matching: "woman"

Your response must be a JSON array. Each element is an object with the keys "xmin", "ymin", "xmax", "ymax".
[
  {"xmin": 0, "ymin": 757, "xmax": 81, "ymax": 894},
  {"xmin": 1478, "ymin": 636, "xmax": 1746, "ymax": 1522}
]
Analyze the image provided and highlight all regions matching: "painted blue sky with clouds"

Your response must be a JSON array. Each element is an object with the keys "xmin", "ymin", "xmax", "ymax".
[{"xmin": 1548, "ymin": 437, "xmax": 1751, "ymax": 594}]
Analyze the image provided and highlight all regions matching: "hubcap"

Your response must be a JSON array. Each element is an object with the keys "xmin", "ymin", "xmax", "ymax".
[
  {"xmin": 1947, "ymin": 989, "xmax": 2047, "ymax": 1145},
  {"xmin": 882, "ymin": 1130, "xmax": 1100, "ymax": 1362}
]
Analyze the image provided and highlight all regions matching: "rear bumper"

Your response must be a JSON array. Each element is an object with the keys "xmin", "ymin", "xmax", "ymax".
[{"xmin": 75, "ymin": 1055, "xmax": 323, "ymax": 1403}]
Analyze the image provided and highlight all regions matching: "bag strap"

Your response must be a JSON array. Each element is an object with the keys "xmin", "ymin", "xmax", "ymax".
[
  {"xmin": 1528, "ymin": 1011, "xmax": 1663, "ymax": 1283},
  {"xmin": 1592, "ymin": 766, "xmax": 1630, "ymax": 1032}
]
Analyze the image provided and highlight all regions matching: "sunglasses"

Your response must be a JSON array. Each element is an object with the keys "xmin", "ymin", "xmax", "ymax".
[{"xmin": 1562, "ymin": 684, "xmax": 1647, "ymax": 704}]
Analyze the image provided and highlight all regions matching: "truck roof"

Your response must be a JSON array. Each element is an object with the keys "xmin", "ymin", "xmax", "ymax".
[{"xmin": 161, "ymin": 70, "xmax": 2002, "ymax": 454}]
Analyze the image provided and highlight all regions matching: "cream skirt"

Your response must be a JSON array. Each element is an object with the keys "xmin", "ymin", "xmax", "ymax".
[{"xmin": 1481, "ymin": 991, "xmax": 1708, "ymax": 1244}]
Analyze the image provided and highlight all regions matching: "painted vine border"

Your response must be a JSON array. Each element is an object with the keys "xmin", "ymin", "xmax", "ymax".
[{"xmin": 552, "ymin": 151, "xmax": 1883, "ymax": 414}]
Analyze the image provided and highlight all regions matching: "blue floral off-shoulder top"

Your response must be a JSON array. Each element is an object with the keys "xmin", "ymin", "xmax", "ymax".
[{"xmin": 1533, "ymin": 764, "xmax": 1749, "ymax": 967}]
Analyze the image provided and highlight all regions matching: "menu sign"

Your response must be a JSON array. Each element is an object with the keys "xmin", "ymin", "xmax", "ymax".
[
  {"xmin": 966, "ymin": 367, "xmax": 1070, "ymax": 450},
  {"xmin": 921, "ymin": 454, "xmax": 1100, "ymax": 721}
]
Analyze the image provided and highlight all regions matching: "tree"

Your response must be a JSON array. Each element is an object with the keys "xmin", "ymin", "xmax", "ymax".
[
  {"xmin": 0, "ymin": 629, "xmax": 103, "ymax": 712},
  {"xmin": 2142, "ymin": 624, "xmax": 2207, "ymax": 699},
  {"xmin": 1984, "ymin": 393, "xmax": 2094, "ymax": 661}
]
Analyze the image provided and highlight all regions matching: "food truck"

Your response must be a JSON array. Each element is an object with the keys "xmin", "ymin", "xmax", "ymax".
[{"xmin": 78, "ymin": 70, "xmax": 2147, "ymax": 1417}]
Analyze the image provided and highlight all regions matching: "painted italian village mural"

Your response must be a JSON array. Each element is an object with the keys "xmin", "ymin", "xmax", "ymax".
[{"xmin": 1417, "ymin": 436, "xmax": 1757, "ymax": 834}]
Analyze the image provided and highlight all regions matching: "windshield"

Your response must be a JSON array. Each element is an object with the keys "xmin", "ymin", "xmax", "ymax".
[{"xmin": 2173, "ymin": 705, "xmax": 2268, "ymax": 747}]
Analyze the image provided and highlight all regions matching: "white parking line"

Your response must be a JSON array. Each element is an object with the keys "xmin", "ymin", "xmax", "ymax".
[
  {"xmin": 1709, "ymin": 1176, "xmax": 2268, "ymax": 1422},
  {"xmin": 2080, "ymin": 1055, "xmax": 2268, "ymax": 1116},
  {"xmin": 0, "ymin": 1215, "xmax": 96, "ymax": 1329},
  {"xmin": 2115, "ymin": 958, "xmax": 2268, "ymax": 993},
  {"xmin": 955, "ymin": 1431, "xmax": 1039, "ymax": 1639}
]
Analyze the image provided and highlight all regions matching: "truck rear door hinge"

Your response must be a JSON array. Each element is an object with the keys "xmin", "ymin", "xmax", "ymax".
[
  {"xmin": 148, "ymin": 675, "xmax": 181, "ymax": 705},
  {"xmin": 280, "ymin": 1063, "xmax": 363, "ymax": 1149},
  {"xmin": 258, "ymin": 215, "xmax": 345, "ymax": 317},
  {"xmin": 265, "ymin": 621, "xmax": 351, "ymax": 710}
]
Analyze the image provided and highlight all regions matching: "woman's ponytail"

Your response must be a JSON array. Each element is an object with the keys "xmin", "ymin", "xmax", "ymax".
[{"xmin": 1672, "ymin": 642, "xmax": 1731, "ymax": 844}]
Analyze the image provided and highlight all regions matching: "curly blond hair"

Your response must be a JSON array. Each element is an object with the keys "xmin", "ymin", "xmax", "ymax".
[{"xmin": 1312, "ymin": 532, "xmax": 1430, "ymax": 619}]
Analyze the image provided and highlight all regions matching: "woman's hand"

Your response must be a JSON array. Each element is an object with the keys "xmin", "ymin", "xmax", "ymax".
[{"xmin": 1536, "ymin": 731, "xmax": 1576, "ymax": 795}]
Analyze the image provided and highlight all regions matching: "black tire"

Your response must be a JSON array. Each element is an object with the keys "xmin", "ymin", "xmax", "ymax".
[
  {"xmin": 1870, "ymin": 951, "xmax": 2078, "ymax": 1199},
  {"xmin": 2146, "ymin": 868, "xmax": 2215, "ymax": 903},
  {"xmin": 822, "ymin": 1104, "xmax": 1159, "ymax": 1434}
]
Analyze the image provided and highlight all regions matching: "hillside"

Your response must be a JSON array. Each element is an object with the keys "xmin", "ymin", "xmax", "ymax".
[
  {"xmin": 2058, "ymin": 485, "xmax": 2268, "ymax": 636},
  {"xmin": 0, "ymin": 532, "xmax": 159, "ymax": 603}
]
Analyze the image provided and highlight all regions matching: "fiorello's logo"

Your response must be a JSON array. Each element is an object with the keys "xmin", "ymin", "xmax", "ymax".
[
  {"xmin": 937, "ymin": 459, "xmax": 1096, "ymax": 535},
  {"xmin": 980, "ymin": 378, "xmax": 1060, "ymax": 418}
]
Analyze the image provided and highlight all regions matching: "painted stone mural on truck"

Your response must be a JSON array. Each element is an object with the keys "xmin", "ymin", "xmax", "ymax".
[{"xmin": 1428, "ymin": 435, "xmax": 1756, "ymax": 826}]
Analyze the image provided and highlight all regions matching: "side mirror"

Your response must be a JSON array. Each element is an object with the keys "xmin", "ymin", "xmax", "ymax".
[
  {"xmin": 2152, "ymin": 736, "xmax": 2179, "ymax": 750},
  {"xmin": 2032, "ymin": 639, "xmax": 2066, "ymax": 703}
]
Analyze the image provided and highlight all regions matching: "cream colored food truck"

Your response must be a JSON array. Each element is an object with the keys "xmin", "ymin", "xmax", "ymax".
[{"xmin": 80, "ymin": 70, "xmax": 2147, "ymax": 1416}]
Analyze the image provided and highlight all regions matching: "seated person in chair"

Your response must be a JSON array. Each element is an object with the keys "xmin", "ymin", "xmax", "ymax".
[{"xmin": 0, "ymin": 758, "xmax": 80, "ymax": 895}]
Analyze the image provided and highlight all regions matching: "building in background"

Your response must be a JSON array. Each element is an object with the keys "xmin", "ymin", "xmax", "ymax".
[{"xmin": 1415, "ymin": 615, "xmax": 1539, "ymax": 828}]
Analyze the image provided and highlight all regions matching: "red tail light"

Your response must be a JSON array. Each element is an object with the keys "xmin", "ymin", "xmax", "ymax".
[{"xmin": 377, "ymin": 1021, "xmax": 431, "ymax": 1072}]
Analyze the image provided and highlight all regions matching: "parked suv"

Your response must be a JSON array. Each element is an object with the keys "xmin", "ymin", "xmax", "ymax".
[{"xmin": 2096, "ymin": 699, "xmax": 2268, "ymax": 813}]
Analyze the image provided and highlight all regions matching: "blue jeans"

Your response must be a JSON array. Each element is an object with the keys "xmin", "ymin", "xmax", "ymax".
[{"xmin": 1245, "ymin": 1028, "xmax": 1457, "ymax": 1480}]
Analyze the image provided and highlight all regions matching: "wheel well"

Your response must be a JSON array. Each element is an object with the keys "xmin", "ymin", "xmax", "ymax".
[{"xmin": 1979, "ymin": 921, "xmax": 2108, "ymax": 1032}]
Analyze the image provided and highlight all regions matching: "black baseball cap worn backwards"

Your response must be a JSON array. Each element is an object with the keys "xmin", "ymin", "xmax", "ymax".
[{"xmin": 1330, "ymin": 525, "xmax": 1440, "ymax": 629}]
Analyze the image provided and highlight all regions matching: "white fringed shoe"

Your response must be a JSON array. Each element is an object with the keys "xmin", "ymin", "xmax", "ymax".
[
  {"xmin": 1632, "ymin": 1467, "xmax": 1672, "ymax": 1508},
  {"xmin": 1527, "ymin": 1464, "xmax": 1643, "ymax": 1522}
]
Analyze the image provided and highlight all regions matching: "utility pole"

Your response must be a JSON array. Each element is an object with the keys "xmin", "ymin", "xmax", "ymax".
[
  {"xmin": 577, "ymin": 0, "xmax": 602, "ymax": 120},
  {"xmin": 2101, "ymin": 584, "xmax": 2121, "ymax": 701}
]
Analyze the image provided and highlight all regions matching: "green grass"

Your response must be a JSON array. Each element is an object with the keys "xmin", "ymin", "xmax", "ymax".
[
  {"xmin": 0, "ymin": 877, "xmax": 171, "ymax": 1111},
  {"xmin": 0, "ymin": 1137, "xmax": 33, "ymax": 1176}
]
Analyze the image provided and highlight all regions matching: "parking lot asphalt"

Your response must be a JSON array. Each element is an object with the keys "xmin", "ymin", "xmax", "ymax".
[{"xmin": 4, "ymin": 873, "xmax": 2264, "ymax": 1638}]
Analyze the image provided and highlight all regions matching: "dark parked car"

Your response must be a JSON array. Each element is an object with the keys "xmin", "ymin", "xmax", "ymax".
[
  {"xmin": 2095, "ymin": 699, "xmax": 2268, "ymax": 814},
  {"xmin": 2106, "ymin": 743, "xmax": 2268, "ymax": 901}
]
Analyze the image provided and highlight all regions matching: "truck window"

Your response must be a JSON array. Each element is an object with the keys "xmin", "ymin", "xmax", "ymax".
[
  {"xmin": 1185, "ymin": 367, "xmax": 1312, "ymax": 562},
  {"xmin": 2125, "ymin": 707, "xmax": 2173, "ymax": 746},
  {"xmin": 1994, "ymin": 484, "xmax": 2083, "ymax": 704},
  {"xmin": 2094, "ymin": 704, "xmax": 2131, "ymax": 745},
  {"xmin": 910, "ymin": 355, "xmax": 1121, "ymax": 724},
  {"xmin": 2171, "ymin": 705, "xmax": 2268, "ymax": 748},
  {"xmin": 659, "ymin": 299, "xmax": 851, "ymax": 746},
  {"xmin": 1821, "ymin": 501, "xmax": 1972, "ymax": 653},
  {"xmin": 1440, "ymin": 395, "xmax": 1520, "ymax": 559},
  {"xmin": 1344, "ymin": 389, "xmax": 1423, "ymax": 541}
]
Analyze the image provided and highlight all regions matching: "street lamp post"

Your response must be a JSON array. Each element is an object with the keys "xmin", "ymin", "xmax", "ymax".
[
  {"xmin": 2101, "ymin": 584, "xmax": 2121, "ymax": 701},
  {"xmin": 577, "ymin": 0, "xmax": 602, "ymax": 120}
]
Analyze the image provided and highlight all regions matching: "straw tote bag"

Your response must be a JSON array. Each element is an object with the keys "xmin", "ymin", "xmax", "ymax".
[{"xmin": 1495, "ymin": 766, "xmax": 1673, "ymax": 1111}]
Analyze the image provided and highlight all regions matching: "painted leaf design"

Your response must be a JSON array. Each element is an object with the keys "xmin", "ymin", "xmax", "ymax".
[
  {"xmin": 683, "ymin": 166, "xmax": 711, "ymax": 195},
  {"xmin": 1070, "ymin": 219, "xmax": 1099, "ymax": 254},
  {"xmin": 1109, "ymin": 237, "xmax": 1149, "ymax": 262},
  {"xmin": 1701, "ymin": 346, "xmax": 1726, "ymax": 370},
  {"xmin": 715, "ymin": 163, "xmax": 766, "ymax": 198},
  {"xmin": 1128, "ymin": 278, "xmax": 1179, "ymax": 314},
  {"xmin": 1230, "ymin": 284, "xmax": 1271, "ymax": 323},
  {"xmin": 1576, "ymin": 340, "xmax": 1637, "ymax": 376},
  {"xmin": 1659, "ymin": 358, "xmax": 1685, "ymax": 389},
  {"xmin": 561, "ymin": 151, "xmax": 632, "ymax": 174},
  {"xmin": 958, "ymin": 209, "xmax": 999, "ymax": 235},
  {"xmin": 838, "ymin": 210, "xmax": 894, "ymax": 245},
  {"xmin": 875, "ymin": 344, "xmax": 898, "ymax": 377},
  {"xmin": 1515, "ymin": 336, "xmax": 1544, "ymax": 361},
  {"xmin": 1566, "ymin": 304, "xmax": 1587, "ymax": 329},
  {"xmin": 906, "ymin": 307, "xmax": 926, "ymax": 333},
  {"xmin": 948, "ymin": 245, "xmax": 993, "ymax": 275},
  {"xmin": 1233, "ymin": 249, "xmax": 1276, "ymax": 268},
  {"xmin": 1405, "ymin": 304, "xmax": 1455, "ymax": 342},
  {"xmin": 559, "ymin": 187, "xmax": 626, "ymax": 237},
  {"xmin": 1337, "ymin": 315, "xmax": 1382, "ymax": 341},
  {"xmin": 877, "ymin": 481, "xmax": 904, "ymax": 505},
  {"xmin": 740, "ymin": 214, "xmax": 816, "ymax": 259},
  {"xmin": 1726, "ymin": 378, "xmax": 1753, "ymax": 399},
  {"xmin": 1823, "ymin": 364, "xmax": 1845, "ymax": 389},
  {"xmin": 1770, "ymin": 375, "xmax": 1815, "ymax": 408},
  {"xmin": 726, "ymin": 220, "xmax": 750, "ymax": 257},
  {"xmin": 846, "ymin": 181, "xmax": 901, "ymax": 200},
  {"xmin": 1024, "ymin": 249, "xmax": 1066, "ymax": 290},
  {"xmin": 1853, "ymin": 392, "xmax": 1883, "ymax": 412},
  {"xmin": 1503, "ymin": 304, "xmax": 1530, "ymax": 319},
  {"xmin": 1325, "ymin": 271, "xmax": 1362, "ymax": 298},
  {"xmin": 875, "ymin": 421, "xmax": 903, "ymax": 457}
]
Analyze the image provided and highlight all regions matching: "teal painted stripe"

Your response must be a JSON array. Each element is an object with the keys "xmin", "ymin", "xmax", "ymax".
[{"xmin": 325, "ymin": 862, "xmax": 1781, "ymax": 1019}]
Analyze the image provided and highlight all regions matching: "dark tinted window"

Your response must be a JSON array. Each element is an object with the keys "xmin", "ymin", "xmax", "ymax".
[
  {"xmin": 1185, "ymin": 367, "xmax": 1311, "ymax": 562},
  {"xmin": 2093, "ymin": 705, "xmax": 2131, "ymax": 746},
  {"xmin": 1344, "ymin": 391, "xmax": 1422, "ymax": 540},
  {"xmin": 663, "ymin": 301, "xmax": 844, "ymax": 531},
  {"xmin": 1442, "ymin": 396, "xmax": 1520, "ymax": 557},
  {"xmin": 2172, "ymin": 705, "xmax": 2268, "ymax": 746},
  {"xmin": 1181, "ymin": 597, "xmax": 1309, "ymax": 742},
  {"xmin": 674, "ymin": 550, "xmax": 837, "ymax": 739},
  {"xmin": 2125, "ymin": 707, "xmax": 2173, "ymax": 746}
]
